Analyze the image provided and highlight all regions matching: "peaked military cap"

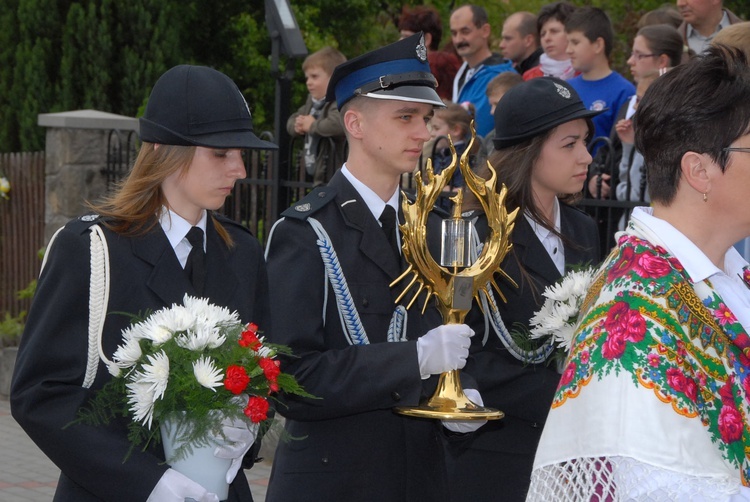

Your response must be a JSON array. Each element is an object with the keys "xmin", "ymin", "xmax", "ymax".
[
  {"xmin": 326, "ymin": 32, "xmax": 444, "ymax": 109},
  {"xmin": 140, "ymin": 65, "xmax": 277, "ymax": 150},
  {"xmin": 493, "ymin": 77, "xmax": 602, "ymax": 149}
]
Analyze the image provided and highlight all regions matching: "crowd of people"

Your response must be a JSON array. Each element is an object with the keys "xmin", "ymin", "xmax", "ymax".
[{"xmin": 8, "ymin": 2, "xmax": 750, "ymax": 502}]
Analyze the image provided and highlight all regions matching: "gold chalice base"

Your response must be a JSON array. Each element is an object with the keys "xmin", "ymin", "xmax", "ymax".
[
  {"xmin": 395, "ymin": 370, "xmax": 504, "ymax": 420},
  {"xmin": 395, "ymin": 400, "xmax": 504, "ymax": 420}
]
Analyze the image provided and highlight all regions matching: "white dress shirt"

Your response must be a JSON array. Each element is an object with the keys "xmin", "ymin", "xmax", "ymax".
[{"xmin": 158, "ymin": 207, "xmax": 207, "ymax": 268}]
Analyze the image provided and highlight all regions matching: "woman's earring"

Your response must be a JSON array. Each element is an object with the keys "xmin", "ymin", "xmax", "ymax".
[{"xmin": 703, "ymin": 192, "xmax": 708, "ymax": 203}]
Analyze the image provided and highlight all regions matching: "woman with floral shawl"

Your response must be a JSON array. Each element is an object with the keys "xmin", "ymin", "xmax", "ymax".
[{"xmin": 527, "ymin": 46, "xmax": 750, "ymax": 501}]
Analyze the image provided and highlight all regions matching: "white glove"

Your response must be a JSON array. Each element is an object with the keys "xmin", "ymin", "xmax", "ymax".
[
  {"xmin": 416, "ymin": 324, "xmax": 474, "ymax": 379},
  {"xmin": 147, "ymin": 468, "xmax": 219, "ymax": 502},
  {"xmin": 442, "ymin": 388, "xmax": 488, "ymax": 433},
  {"xmin": 212, "ymin": 414, "xmax": 259, "ymax": 483}
]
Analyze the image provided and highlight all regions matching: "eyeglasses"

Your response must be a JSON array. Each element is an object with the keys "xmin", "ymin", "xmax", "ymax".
[
  {"xmin": 630, "ymin": 51, "xmax": 657, "ymax": 60},
  {"xmin": 724, "ymin": 147, "xmax": 750, "ymax": 154}
]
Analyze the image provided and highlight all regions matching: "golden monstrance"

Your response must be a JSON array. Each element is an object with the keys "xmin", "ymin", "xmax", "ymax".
[{"xmin": 392, "ymin": 124, "xmax": 517, "ymax": 420}]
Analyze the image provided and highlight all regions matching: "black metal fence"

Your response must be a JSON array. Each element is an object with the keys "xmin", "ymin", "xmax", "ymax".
[
  {"xmin": 102, "ymin": 129, "xmax": 648, "ymax": 255},
  {"xmin": 579, "ymin": 135, "xmax": 650, "ymax": 260}
]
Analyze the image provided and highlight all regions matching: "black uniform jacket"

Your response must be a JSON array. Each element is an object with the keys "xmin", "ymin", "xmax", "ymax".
[
  {"xmin": 264, "ymin": 171, "xmax": 449, "ymax": 502},
  {"xmin": 11, "ymin": 214, "xmax": 269, "ymax": 501},
  {"xmin": 447, "ymin": 203, "xmax": 600, "ymax": 501}
]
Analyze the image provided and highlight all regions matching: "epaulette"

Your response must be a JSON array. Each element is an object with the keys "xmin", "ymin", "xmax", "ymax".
[
  {"xmin": 66, "ymin": 213, "xmax": 104, "ymax": 235},
  {"xmin": 212, "ymin": 212, "xmax": 252, "ymax": 235},
  {"xmin": 281, "ymin": 186, "xmax": 338, "ymax": 220}
]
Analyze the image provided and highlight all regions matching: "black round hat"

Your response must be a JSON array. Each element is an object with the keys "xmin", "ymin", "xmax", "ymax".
[
  {"xmin": 139, "ymin": 65, "xmax": 277, "ymax": 150},
  {"xmin": 493, "ymin": 77, "xmax": 603, "ymax": 150}
]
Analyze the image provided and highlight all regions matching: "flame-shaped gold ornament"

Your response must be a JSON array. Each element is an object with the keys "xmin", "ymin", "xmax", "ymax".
[{"xmin": 393, "ymin": 123, "xmax": 518, "ymax": 420}]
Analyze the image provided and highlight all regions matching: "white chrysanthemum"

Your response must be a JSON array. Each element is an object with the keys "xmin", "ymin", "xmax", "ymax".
[
  {"xmin": 141, "ymin": 318, "xmax": 174, "ymax": 345},
  {"xmin": 176, "ymin": 324, "xmax": 226, "ymax": 351},
  {"xmin": 112, "ymin": 337, "xmax": 143, "ymax": 369},
  {"xmin": 127, "ymin": 311, "xmax": 173, "ymax": 345},
  {"xmin": 126, "ymin": 380, "xmax": 156, "ymax": 427},
  {"xmin": 126, "ymin": 322, "xmax": 145, "ymax": 340},
  {"xmin": 568, "ymin": 270, "xmax": 595, "ymax": 298},
  {"xmin": 193, "ymin": 356, "xmax": 224, "ymax": 391},
  {"xmin": 529, "ymin": 300, "xmax": 556, "ymax": 338},
  {"xmin": 544, "ymin": 269, "xmax": 595, "ymax": 303},
  {"xmin": 135, "ymin": 350, "xmax": 170, "ymax": 402},
  {"xmin": 154, "ymin": 304, "xmax": 195, "ymax": 334},
  {"xmin": 530, "ymin": 267, "xmax": 596, "ymax": 349},
  {"xmin": 554, "ymin": 324, "xmax": 577, "ymax": 352},
  {"xmin": 553, "ymin": 300, "xmax": 577, "ymax": 323},
  {"xmin": 184, "ymin": 294, "xmax": 239, "ymax": 329},
  {"xmin": 537, "ymin": 304, "xmax": 568, "ymax": 333}
]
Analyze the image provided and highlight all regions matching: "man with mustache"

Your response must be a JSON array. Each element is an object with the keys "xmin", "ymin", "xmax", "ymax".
[{"xmin": 450, "ymin": 4, "xmax": 515, "ymax": 137}]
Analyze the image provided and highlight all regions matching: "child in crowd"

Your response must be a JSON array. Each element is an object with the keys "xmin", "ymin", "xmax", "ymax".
[
  {"xmin": 482, "ymin": 71, "xmax": 523, "ymax": 159},
  {"xmin": 429, "ymin": 102, "xmax": 479, "ymax": 196},
  {"xmin": 523, "ymin": 2, "xmax": 578, "ymax": 81},
  {"xmin": 287, "ymin": 46, "xmax": 347, "ymax": 187},
  {"xmin": 589, "ymin": 23, "xmax": 683, "ymax": 200},
  {"xmin": 565, "ymin": 7, "xmax": 635, "ymax": 151},
  {"xmin": 637, "ymin": 5, "xmax": 683, "ymax": 29},
  {"xmin": 486, "ymin": 72, "xmax": 524, "ymax": 117}
]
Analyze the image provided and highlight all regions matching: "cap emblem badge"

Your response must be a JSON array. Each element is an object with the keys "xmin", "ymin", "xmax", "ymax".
[
  {"xmin": 416, "ymin": 34, "xmax": 428, "ymax": 62},
  {"xmin": 554, "ymin": 82, "xmax": 571, "ymax": 99}
]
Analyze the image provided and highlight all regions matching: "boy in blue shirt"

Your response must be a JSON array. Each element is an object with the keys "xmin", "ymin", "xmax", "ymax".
[{"xmin": 565, "ymin": 7, "xmax": 635, "ymax": 153}]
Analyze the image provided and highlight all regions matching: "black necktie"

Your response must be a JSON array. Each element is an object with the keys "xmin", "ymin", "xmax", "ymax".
[
  {"xmin": 184, "ymin": 226, "xmax": 206, "ymax": 294},
  {"xmin": 379, "ymin": 205, "xmax": 400, "ymax": 260}
]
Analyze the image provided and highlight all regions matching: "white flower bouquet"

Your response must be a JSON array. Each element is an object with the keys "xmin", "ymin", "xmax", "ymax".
[
  {"xmin": 528, "ymin": 266, "xmax": 598, "ymax": 355},
  {"xmin": 74, "ymin": 294, "xmax": 311, "ymax": 461}
]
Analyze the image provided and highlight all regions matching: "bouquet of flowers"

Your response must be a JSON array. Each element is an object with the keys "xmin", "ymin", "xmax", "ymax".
[
  {"xmin": 527, "ymin": 266, "xmax": 598, "ymax": 360},
  {"xmin": 76, "ymin": 294, "xmax": 311, "ymax": 461}
]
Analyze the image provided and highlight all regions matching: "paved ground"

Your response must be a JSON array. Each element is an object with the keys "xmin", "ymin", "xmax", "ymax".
[{"xmin": 0, "ymin": 398, "xmax": 271, "ymax": 501}]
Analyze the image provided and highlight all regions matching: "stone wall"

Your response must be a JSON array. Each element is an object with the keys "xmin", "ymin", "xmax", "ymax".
[{"xmin": 37, "ymin": 110, "xmax": 138, "ymax": 242}]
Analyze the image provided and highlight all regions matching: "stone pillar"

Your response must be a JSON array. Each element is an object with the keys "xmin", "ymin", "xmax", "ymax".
[{"xmin": 37, "ymin": 110, "xmax": 139, "ymax": 242}]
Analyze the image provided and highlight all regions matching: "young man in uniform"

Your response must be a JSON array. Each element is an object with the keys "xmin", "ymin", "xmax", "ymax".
[{"xmin": 264, "ymin": 33, "xmax": 484, "ymax": 501}]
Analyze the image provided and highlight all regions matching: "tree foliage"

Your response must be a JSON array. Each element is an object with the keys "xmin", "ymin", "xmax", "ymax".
[{"xmin": 1, "ymin": 0, "xmax": 747, "ymax": 153}]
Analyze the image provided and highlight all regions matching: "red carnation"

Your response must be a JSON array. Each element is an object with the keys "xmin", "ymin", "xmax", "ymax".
[
  {"xmin": 239, "ymin": 324, "xmax": 262, "ymax": 350},
  {"xmin": 224, "ymin": 365, "xmax": 250, "ymax": 395},
  {"xmin": 244, "ymin": 396, "xmax": 270, "ymax": 423},
  {"xmin": 259, "ymin": 357, "xmax": 281, "ymax": 382}
]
